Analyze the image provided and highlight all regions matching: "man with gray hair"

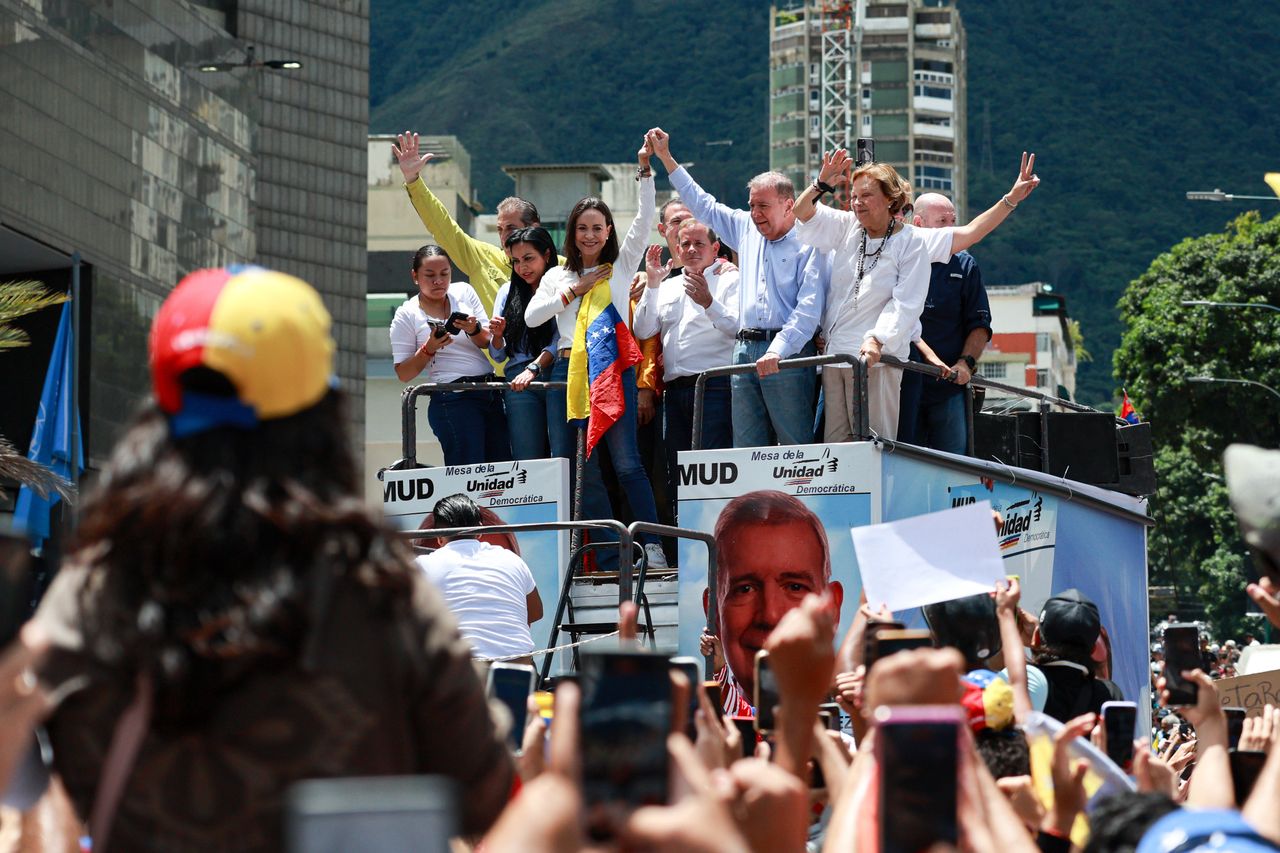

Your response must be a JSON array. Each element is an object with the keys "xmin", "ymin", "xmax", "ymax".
[{"xmin": 648, "ymin": 128, "xmax": 825, "ymax": 448}]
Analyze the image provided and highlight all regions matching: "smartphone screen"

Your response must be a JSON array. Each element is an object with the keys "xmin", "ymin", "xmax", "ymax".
[
  {"xmin": 820, "ymin": 702, "xmax": 843, "ymax": 732},
  {"xmin": 580, "ymin": 651, "xmax": 672, "ymax": 839},
  {"xmin": 1225, "ymin": 708, "xmax": 1247, "ymax": 751},
  {"xmin": 872, "ymin": 629, "xmax": 934, "ymax": 669},
  {"xmin": 878, "ymin": 710, "xmax": 960, "ymax": 853},
  {"xmin": 1101, "ymin": 702, "xmax": 1137, "ymax": 770},
  {"xmin": 703, "ymin": 681, "xmax": 722, "ymax": 717},
  {"xmin": 730, "ymin": 716, "xmax": 757, "ymax": 758},
  {"xmin": 487, "ymin": 664, "xmax": 534, "ymax": 752},
  {"xmin": 669, "ymin": 656, "xmax": 700, "ymax": 739},
  {"xmin": 754, "ymin": 651, "xmax": 779, "ymax": 734},
  {"xmin": 1230, "ymin": 750, "xmax": 1267, "ymax": 805},
  {"xmin": 862, "ymin": 620, "xmax": 906, "ymax": 669},
  {"xmin": 1162, "ymin": 625, "xmax": 1201, "ymax": 706}
]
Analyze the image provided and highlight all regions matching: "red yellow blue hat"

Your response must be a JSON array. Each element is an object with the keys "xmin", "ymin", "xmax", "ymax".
[{"xmin": 149, "ymin": 266, "xmax": 335, "ymax": 436}]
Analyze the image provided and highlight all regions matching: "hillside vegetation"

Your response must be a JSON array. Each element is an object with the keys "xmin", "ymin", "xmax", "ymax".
[{"xmin": 373, "ymin": 0, "xmax": 1280, "ymax": 404}]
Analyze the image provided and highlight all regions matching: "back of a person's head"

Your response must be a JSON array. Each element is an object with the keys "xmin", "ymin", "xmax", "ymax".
[
  {"xmin": 924, "ymin": 593, "xmax": 1001, "ymax": 669},
  {"xmin": 74, "ymin": 266, "xmax": 411, "ymax": 723},
  {"xmin": 1085, "ymin": 792, "xmax": 1179, "ymax": 853},
  {"xmin": 431, "ymin": 493, "xmax": 484, "ymax": 532},
  {"xmin": 974, "ymin": 729, "xmax": 1029, "ymax": 778}
]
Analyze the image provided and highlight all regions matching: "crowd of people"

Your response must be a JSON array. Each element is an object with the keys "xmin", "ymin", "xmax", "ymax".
[
  {"xmin": 1, "ymin": 259, "xmax": 1279, "ymax": 852},
  {"xmin": 388, "ymin": 128, "xmax": 1041, "ymax": 550}
]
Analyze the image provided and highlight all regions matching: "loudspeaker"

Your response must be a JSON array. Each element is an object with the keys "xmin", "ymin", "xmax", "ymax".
[
  {"xmin": 1014, "ymin": 411, "xmax": 1045, "ymax": 472},
  {"xmin": 1044, "ymin": 412, "xmax": 1121, "ymax": 485},
  {"xmin": 973, "ymin": 413, "xmax": 1019, "ymax": 465},
  {"xmin": 1115, "ymin": 422, "xmax": 1156, "ymax": 496}
]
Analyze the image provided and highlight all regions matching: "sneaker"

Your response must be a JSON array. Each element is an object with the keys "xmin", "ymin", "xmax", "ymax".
[{"xmin": 644, "ymin": 543, "xmax": 668, "ymax": 570}]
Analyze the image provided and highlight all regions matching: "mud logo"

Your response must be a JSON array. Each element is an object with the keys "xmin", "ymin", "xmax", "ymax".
[
  {"xmin": 773, "ymin": 448, "xmax": 839, "ymax": 485},
  {"xmin": 469, "ymin": 462, "xmax": 528, "ymax": 498}
]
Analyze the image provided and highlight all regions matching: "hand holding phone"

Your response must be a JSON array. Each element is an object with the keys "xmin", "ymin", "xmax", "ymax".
[
  {"xmin": 442, "ymin": 311, "xmax": 470, "ymax": 336},
  {"xmin": 876, "ymin": 705, "xmax": 962, "ymax": 853},
  {"xmin": 1100, "ymin": 701, "xmax": 1137, "ymax": 771},
  {"xmin": 754, "ymin": 650, "xmax": 780, "ymax": 734},
  {"xmin": 487, "ymin": 663, "xmax": 536, "ymax": 753},
  {"xmin": 1161, "ymin": 625, "xmax": 1201, "ymax": 706}
]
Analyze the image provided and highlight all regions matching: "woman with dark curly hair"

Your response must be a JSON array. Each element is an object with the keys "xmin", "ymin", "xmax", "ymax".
[{"xmin": 33, "ymin": 266, "xmax": 513, "ymax": 851}]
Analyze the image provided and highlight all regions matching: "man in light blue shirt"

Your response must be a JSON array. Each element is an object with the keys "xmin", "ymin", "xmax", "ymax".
[{"xmin": 649, "ymin": 128, "xmax": 826, "ymax": 447}]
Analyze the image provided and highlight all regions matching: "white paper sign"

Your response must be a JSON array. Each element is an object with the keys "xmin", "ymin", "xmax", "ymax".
[{"xmin": 851, "ymin": 501, "xmax": 1007, "ymax": 613}]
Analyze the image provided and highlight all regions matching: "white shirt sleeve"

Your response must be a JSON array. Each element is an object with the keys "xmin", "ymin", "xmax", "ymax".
[
  {"xmin": 702, "ymin": 267, "xmax": 740, "ymax": 338},
  {"xmin": 631, "ymin": 282, "xmax": 662, "ymax": 340},
  {"xmin": 525, "ymin": 267, "xmax": 575, "ymax": 327},
  {"xmin": 920, "ymin": 226, "xmax": 956, "ymax": 264},
  {"xmin": 610, "ymin": 176, "xmax": 657, "ymax": 317},
  {"xmin": 867, "ymin": 233, "xmax": 931, "ymax": 354},
  {"xmin": 390, "ymin": 303, "xmax": 421, "ymax": 364},
  {"xmin": 793, "ymin": 202, "xmax": 856, "ymax": 254}
]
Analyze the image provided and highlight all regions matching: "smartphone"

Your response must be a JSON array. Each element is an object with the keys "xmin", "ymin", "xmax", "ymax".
[
  {"xmin": 580, "ymin": 650, "xmax": 673, "ymax": 840},
  {"xmin": 1162, "ymin": 624, "xmax": 1201, "ymax": 706},
  {"xmin": 1225, "ymin": 707, "xmax": 1247, "ymax": 750},
  {"xmin": 730, "ymin": 716, "xmax": 757, "ymax": 758},
  {"xmin": 286, "ymin": 776, "xmax": 458, "ymax": 853},
  {"xmin": 1230, "ymin": 749, "xmax": 1267, "ymax": 805},
  {"xmin": 754, "ymin": 650, "xmax": 780, "ymax": 734},
  {"xmin": 1101, "ymin": 701, "xmax": 1137, "ymax": 771},
  {"xmin": 0, "ymin": 531, "xmax": 35, "ymax": 648},
  {"xmin": 876, "ymin": 706, "xmax": 962, "ymax": 853},
  {"xmin": 442, "ymin": 310, "xmax": 470, "ymax": 336},
  {"xmin": 670, "ymin": 655, "xmax": 701, "ymax": 739},
  {"xmin": 871, "ymin": 629, "xmax": 934, "ymax": 669},
  {"xmin": 703, "ymin": 681, "xmax": 723, "ymax": 717},
  {"xmin": 862, "ymin": 620, "xmax": 906, "ymax": 669},
  {"xmin": 487, "ymin": 663, "xmax": 536, "ymax": 753},
  {"xmin": 856, "ymin": 137, "xmax": 875, "ymax": 167},
  {"xmin": 820, "ymin": 701, "xmax": 843, "ymax": 732}
]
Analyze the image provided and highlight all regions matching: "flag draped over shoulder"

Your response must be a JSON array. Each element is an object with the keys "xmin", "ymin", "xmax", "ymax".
[
  {"xmin": 565, "ymin": 267, "xmax": 641, "ymax": 458},
  {"xmin": 14, "ymin": 300, "xmax": 82, "ymax": 550},
  {"xmin": 1119, "ymin": 391, "xmax": 1140, "ymax": 424}
]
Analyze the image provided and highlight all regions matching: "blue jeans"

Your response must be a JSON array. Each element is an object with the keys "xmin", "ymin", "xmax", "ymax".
[
  {"xmin": 663, "ymin": 377, "xmax": 732, "ymax": 516},
  {"xmin": 503, "ymin": 359, "xmax": 552, "ymax": 460},
  {"xmin": 731, "ymin": 338, "xmax": 818, "ymax": 447},
  {"xmin": 547, "ymin": 359, "xmax": 660, "ymax": 568},
  {"xmin": 427, "ymin": 388, "xmax": 512, "ymax": 466},
  {"xmin": 916, "ymin": 391, "xmax": 968, "ymax": 455}
]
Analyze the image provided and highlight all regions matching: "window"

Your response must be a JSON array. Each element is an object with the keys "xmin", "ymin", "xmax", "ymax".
[
  {"xmin": 913, "ymin": 84, "xmax": 952, "ymax": 100},
  {"xmin": 1036, "ymin": 369, "xmax": 1051, "ymax": 389},
  {"xmin": 977, "ymin": 362, "xmax": 1006, "ymax": 380},
  {"xmin": 872, "ymin": 114, "xmax": 908, "ymax": 136},
  {"xmin": 1036, "ymin": 332, "xmax": 1052, "ymax": 352}
]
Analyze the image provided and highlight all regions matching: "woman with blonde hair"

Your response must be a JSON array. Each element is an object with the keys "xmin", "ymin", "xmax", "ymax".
[{"xmin": 793, "ymin": 150, "xmax": 931, "ymax": 441}]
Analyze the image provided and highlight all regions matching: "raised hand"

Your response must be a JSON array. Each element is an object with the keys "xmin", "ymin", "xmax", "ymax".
[
  {"xmin": 644, "ymin": 244, "xmax": 671, "ymax": 286},
  {"xmin": 1247, "ymin": 577, "xmax": 1280, "ymax": 630},
  {"xmin": 392, "ymin": 131, "xmax": 435, "ymax": 184},
  {"xmin": 1007, "ymin": 151, "xmax": 1040, "ymax": 204},
  {"xmin": 993, "ymin": 577, "xmax": 1021, "ymax": 614},
  {"xmin": 683, "ymin": 269, "xmax": 713, "ymax": 309},
  {"xmin": 647, "ymin": 128, "xmax": 677, "ymax": 172},
  {"xmin": 819, "ymin": 148, "xmax": 851, "ymax": 186},
  {"xmin": 638, "ymin": 134, "xmax": 654, "ymax": 168}
]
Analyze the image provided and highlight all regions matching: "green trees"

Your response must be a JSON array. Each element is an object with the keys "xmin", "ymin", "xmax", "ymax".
[{"xmin": 1114, "ymin": 213, "xmax": 1280, "ymax": 637}]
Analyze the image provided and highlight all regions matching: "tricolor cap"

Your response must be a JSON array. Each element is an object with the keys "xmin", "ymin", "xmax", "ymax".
[{"xmin": 150, "ymin": 266, "xmax": 335, "ymax": 436}]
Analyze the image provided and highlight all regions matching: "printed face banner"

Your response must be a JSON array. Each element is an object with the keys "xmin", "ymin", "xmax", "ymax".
[
  {"xmin": 381, "ymin": 459, "xmax": 570, "ymax": 655},
  {"xmin": 676, "ymin": 443, "xmax": 881, "ymax": 702}
]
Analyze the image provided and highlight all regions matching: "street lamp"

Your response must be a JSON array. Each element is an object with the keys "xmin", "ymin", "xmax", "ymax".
[
  {"xmin": 1186, "ymin": 189, "xmax": 1280, "ymax": 203},
  {"xmin": 197, "ymin": 46, "xmax": 303, "ymax": 72},
  {"xmin": 1182, "ymin": 300, "xmax": 1279, "ymax": 314},
  {"xmin": 1188, "ymin": 375, "xmax": 1280, "ymax": 403}
]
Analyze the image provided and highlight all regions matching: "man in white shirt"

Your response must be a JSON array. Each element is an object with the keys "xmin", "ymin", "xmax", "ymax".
[
  {"xmin": 633, "ymin": 220, "xmax": 739, "ymax": 516},
  {"xmin": 415, "ymin": 494, "xmax": 544, "ymax": 663}
]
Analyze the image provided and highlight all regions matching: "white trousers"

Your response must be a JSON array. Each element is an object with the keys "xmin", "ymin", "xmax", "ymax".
[{"xmin": 822, "ymin": 363, "xmax": 902, "ymax": 443}]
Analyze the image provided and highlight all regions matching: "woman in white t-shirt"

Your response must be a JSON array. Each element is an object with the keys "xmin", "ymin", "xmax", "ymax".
[
  {"xmin": 390, "ymin": 245, "xmax": 511, "ymax": 465},
  {"xmin": 793, "ymin": 151, "xmax": 931, "ymax": 442}
]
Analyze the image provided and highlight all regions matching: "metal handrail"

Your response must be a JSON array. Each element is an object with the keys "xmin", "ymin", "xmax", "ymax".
[
  {"xmin": 628, "ymin": 521, "xmax": 719, "ymax": 678},
  {"xmin": 691, "ymin": 353, "xmax": 871, "ymax": 448},
  {"xmin": 390, "ymin": 379, "xmax": 569, "ymax": 471}
]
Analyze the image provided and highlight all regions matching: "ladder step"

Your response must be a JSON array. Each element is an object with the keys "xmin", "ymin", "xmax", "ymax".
[{"xmin": 558, "ymin": 621, "xmax": 652, "ymax": 636}]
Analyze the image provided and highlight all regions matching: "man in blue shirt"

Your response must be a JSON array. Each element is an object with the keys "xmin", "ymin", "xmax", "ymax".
[
  {"xmin": 648, "ymin": 128, "xmax": 826, "ymax": 447},
  {"xmin": 899, "ymin": 193, "xmax": 992, "ymax": 455}
]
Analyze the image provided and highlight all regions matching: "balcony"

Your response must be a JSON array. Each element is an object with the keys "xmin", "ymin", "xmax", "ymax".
[
  {"xmin": 864, "ymin": 17, "xmax": 910, "ymax": 32},
  {"xmin": 913, "ymin": 122, "xmax": 954, "ymax": 140},
  {"xmin": 913, "ymin": 95, "xmax": 954, "ymax": 114},
  {"xmin": 915, "ymin": 23, "xmax": 952, "ymax": 38}
]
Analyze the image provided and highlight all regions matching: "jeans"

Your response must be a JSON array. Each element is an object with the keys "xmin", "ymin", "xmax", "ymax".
[
  {"xmin": 663, "ymin": 377, "xmax": 732, "ymax": 517},
  {"xmin": 730, "ymin": 338, "xmax": 818, "ymax": 447},
  {"xmin": 916, "ymin": 390, "xmax": 968, "ymax": 456},
  {"xmin": 426, "ymin": 388, "xmax": 512, "ymax": 466},
  {"xmin": 546, "ymin": 359, "xmax": 660, "ymax": 568},
  {"xmin": 503, "ymin": 359, "xmax": 552, "ymax": 460}
]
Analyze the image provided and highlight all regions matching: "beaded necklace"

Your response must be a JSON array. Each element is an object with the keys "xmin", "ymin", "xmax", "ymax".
[{"xmin": 851, "ymin": 218, "xmax": 896, "ymax": 312}]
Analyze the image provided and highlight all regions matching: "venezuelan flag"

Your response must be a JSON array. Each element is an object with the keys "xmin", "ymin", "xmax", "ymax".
[
  {"xmin": 1119, "ymin": 391, "xmax": 1140, "ymax": 425},
  {"xmin": 565, "ymin": 268, "xmax": 641, "ymax": 457}
]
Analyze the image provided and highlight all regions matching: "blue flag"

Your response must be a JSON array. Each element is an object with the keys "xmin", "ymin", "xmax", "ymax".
[{"xmin": 14, "ymin": 300, "xmax": 82, "ymax": 550}]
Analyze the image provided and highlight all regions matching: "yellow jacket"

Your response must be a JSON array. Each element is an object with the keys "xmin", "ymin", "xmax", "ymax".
[{"xmin": 404, "ymin": 177, "xmax": 510, "ymax": 313}]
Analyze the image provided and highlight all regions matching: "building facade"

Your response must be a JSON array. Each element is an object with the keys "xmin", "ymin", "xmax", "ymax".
[
  {"xmin": 768, "ymin": 0, "xmax": 967, "ymax": 217},
  {"xmin": 981, "ymin": 282, "xmax": 1078, "ymax": 407},
  {"xmin": 0, "ymin": 0, "xmax": 368, "ymax": 493}
]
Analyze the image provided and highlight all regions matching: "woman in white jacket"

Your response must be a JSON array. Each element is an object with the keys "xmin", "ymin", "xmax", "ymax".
[
  {"xmin": 793, "ymin": 149, "xmax": 931, "ymax": 442},
  {"xmin": 524, "ymin": 138, "xmax": 667, "ymax": 569}
]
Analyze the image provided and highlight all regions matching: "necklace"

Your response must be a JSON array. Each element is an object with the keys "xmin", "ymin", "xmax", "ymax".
[{"xmin": 852, "ymin": 219, "xmax": 896, "ymax": 312}]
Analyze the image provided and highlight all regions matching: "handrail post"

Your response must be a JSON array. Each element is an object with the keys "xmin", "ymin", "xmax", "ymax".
[
  {"xmin": 1038, "ymin": 400, "xmax": 1052, "ymax": 472},
  {"xmin": 964, "ymin": 385, "xmax": 975, "ymax": 456},
  {"xmin": 400, "ymin": 385, "xmax": 422, "ymax": 468},
  {"xmin": 691, "ymin": 372, "xmax": 707, "ymax": 450},
  {"xmin": 852, "ymin": 354, "xmax": 870, "ymax": 440},
  {"xmin": 571, "ymin": 426, "xmax": 586, "ymax": 554}
]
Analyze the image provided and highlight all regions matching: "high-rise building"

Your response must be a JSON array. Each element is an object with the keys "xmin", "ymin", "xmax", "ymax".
[{"xmin": 768, "ymin": 0, "xmax": 967, "ymax": 218}]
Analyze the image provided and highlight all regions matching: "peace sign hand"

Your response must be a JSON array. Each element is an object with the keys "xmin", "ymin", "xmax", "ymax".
[
  {"xmin": 1007, "ymin": 151, "xmax": 1040, "ymax": 204},
  {"xmin": 392, "ymin": 131, "xmax": 436, "ymax": 184}
]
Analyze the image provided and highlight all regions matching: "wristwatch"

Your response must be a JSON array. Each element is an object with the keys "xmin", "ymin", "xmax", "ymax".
[
  {"xmin": 527, "ymin": 362, "xmax": 541, "ymax": 376},
  {"xmin": 960, "ymin": 355, "xmax": 977, "ymax": 371}
]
